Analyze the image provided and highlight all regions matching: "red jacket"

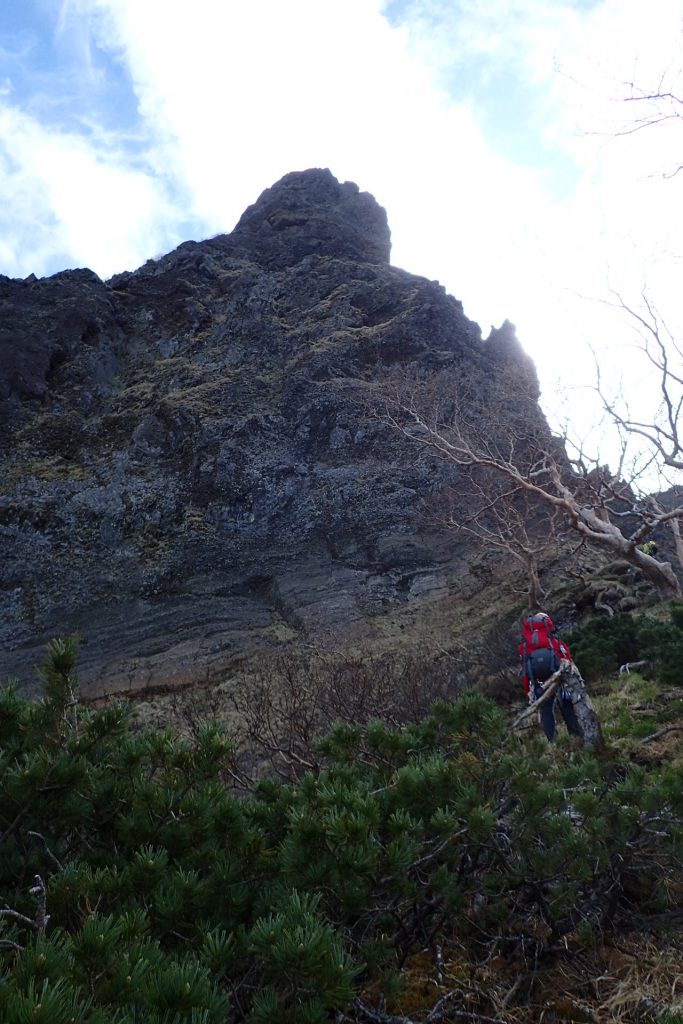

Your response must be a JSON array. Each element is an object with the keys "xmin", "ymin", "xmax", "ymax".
[{"xmin": 518, "ymin": 614, "xmax": 572, "ymax": 695}]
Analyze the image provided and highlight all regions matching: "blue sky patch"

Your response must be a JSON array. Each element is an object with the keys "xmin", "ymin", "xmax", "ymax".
[{"xmin": 1, "ymin": 1, "xmax": 141, "ymax": 141}]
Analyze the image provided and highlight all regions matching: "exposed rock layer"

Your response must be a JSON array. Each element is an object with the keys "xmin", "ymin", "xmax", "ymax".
[{"xmin": 1, "ymin": 168, "xmax": 543, "ymax": 695}]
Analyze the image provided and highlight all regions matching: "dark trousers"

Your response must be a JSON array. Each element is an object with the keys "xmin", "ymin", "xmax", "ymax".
[{"xmin": 532, "ymin": 682, "xmax": 582, "ymax": 743}]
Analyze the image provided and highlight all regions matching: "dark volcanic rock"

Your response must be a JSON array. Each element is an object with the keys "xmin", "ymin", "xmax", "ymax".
[
  {"xmin": 0, "ymin": 168, "xmax": 543, "ymax": 696},
  {"xmin": 230, "ymin": 168, "xmax": 392, "ymax": 268},
  {"xmin": 0, "ymin": 269, "xmax": 119, "ymax": 417}
]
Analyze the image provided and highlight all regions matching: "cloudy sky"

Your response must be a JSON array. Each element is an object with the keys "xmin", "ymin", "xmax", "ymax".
[{"xmin": 1, "ymin": 0, "xmax": 682, "ymax": 470}]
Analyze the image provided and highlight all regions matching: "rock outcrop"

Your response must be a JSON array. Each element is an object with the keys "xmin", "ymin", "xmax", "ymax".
[{"xmin": 1, "ymin": 168, "xmax": 544, "ymax": 696}]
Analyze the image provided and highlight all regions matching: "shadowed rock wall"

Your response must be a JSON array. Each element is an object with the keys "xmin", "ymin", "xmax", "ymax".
[{"xmin": 1, "ymin": 169, "xmax": 543, "ymax": 695}]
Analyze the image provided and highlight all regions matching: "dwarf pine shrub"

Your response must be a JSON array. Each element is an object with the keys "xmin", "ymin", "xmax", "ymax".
[
  {"xmin": 567, "ymin": 602, "xmax": 683, "ymax": 685},
  {"xmin": 1, "ymin": 640, "xmax": 682, "ymax": 1021}
]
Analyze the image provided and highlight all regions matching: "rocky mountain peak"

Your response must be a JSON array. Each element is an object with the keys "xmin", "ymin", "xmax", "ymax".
[
  {"xmin": 230, "ymin": 168, "xmax": 391, "ymax": 268},
  {"xmin": 1, "ymin": 170, "xmax": 555, "ymax": 697}
]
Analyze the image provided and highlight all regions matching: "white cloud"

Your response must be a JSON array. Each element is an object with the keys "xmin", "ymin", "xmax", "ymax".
[
  {"xmin": 381, "ymin": 0, "xmax": 683, "ymax": 475},
  {"xmin": 0, "ymin": 102, "xmax": 182, "ymax": 277},
  {"xmin": 66, "ymin": 0, "xmax": 560, "ymax": 317},
  {"xmin": 69, "ymin": 0, "xmax": 443, "ymax": 224}
]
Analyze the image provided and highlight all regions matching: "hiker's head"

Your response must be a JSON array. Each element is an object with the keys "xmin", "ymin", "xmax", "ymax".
[{"xmin": 531, "ymin": 611, "xmax": 555, "ymax": 631}]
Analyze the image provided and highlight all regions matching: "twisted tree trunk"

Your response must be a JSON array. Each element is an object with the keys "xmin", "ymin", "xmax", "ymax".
[
  {"xmin": 512, "ymin": 662, "xmax": 604, "ymax": 751},
  {"xmin": 560, "ymin": 662, "xmax": 604, "ymax": 752}
]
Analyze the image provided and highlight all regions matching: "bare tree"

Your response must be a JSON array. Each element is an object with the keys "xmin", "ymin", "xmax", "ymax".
[
  {"xmin": 378, "ymin": 366, "xmax": 682, "ymax": 597},
  {"xmin": 590, "ymin": 293, "xmax": 683, "ymax": 570},
  {"xmin": 575, "ymin": 55, "xmax": 683, "ymax": 572},
  {"xmin": 597, "ymin": 294, "xmax": 683, "ymax": 472},
  {"xmin": 429, "ymin": 471, "xmax": 567, "ymax": 609},
  {"xmin": 614, "ymin": 73, "xmax": 683, "ymax": 178},
  {"xmin": 376, "ymin": 65, "xmax": 683, "ymax": 600},
  {"xmin": 668, "ymin": 514, "xmax": 683, "ymax": 569}
]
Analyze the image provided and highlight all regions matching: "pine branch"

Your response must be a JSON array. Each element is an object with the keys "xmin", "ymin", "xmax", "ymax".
[
  {"xmin": 0, "ymin": 907, "xmax": 36, "ymax": 930},
  {"xmin": 0, "ymin": 875, "xmax": 49, "ymax": 935},
  {"xmin": 28, "ymin": 831, "xmax": 64, "ymax": 872},
  {"xmin": 639, "ymin": 724, "xmax": 683, "ymax": 745},
  {"xmin": 0, "ymin": 938, "xmax": 25, "ymax": 952},
  {"xmin": 341, "ymin": 994, "xmax": 507, "ymax": 1023}
]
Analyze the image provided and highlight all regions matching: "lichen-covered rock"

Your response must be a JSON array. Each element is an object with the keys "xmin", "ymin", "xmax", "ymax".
[{"xmin": 0, "ymin": 169, "xmax": 546, "ymax": 696}]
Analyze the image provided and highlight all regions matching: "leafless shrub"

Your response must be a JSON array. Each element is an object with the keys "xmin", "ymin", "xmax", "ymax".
[
  {"xmin": 477, "ymin": 620, "xmax": 525, "ymax": 705},
  {"xmin": 222, "ymin": 646, "xmax": 470, "ymax": 784}
]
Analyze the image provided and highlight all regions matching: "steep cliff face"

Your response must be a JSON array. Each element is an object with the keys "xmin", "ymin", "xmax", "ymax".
[{"xmin": 1, "ymin": 169, "xmax": 544, "ymax": 695}]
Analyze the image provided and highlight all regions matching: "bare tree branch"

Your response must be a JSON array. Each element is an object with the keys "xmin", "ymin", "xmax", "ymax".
[
  {"xmin": 595, "ymin": 293, "xmax": 683, "ymax": 476},
  {"xmin": 0, "ymin": 875, "xmax": 49, "ymax": 935},
  {"xmin": 378, "ymin": 367, "xmax": 681, "ymax": 596}
]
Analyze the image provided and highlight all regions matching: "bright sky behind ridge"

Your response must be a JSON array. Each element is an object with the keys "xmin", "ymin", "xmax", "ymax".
[{"xmin": 1, "ymin": 0, "xmax": 682, "ymax": 475}]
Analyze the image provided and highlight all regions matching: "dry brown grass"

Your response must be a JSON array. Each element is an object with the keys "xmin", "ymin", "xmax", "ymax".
[{"xmin": 352, "ymin": 932, "xmax": 683, "ymax": 1023}]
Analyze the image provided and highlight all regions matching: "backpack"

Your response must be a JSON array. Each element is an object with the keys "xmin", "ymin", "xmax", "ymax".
[{"xmin": 522, "ymin": 613, "xmax": 560, "ymax": 683}]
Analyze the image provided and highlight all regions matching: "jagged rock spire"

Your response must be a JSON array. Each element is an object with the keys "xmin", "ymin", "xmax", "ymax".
[{"xmin": 231, "ymin": 168, "xmax": 391, "ymax": 268}]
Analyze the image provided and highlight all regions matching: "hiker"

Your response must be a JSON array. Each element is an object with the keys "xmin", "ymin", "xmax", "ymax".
[
  {"xmin": 519, "ymin": 612, "xmax": 582, "ymax": 743},
  {"xmin": 641, "ymin": 540, "xmax": 658, "ymax": 557}
]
